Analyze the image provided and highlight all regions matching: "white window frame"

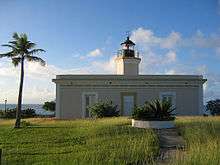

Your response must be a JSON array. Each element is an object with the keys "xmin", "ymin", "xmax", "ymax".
[
  {"xmin": 159, "ymin": 92, "xmax": 176, "ymax": 109},
  {"xmin": 82, "ymin": 92, "xmax": 98, "ymax": 118}
]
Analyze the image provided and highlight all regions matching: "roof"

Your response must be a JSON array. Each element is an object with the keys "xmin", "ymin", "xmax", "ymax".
[
  {"xmin": 53, "ymin": 74, "xmax": 206, "ymax": 81},
  {"xmin": 120, "ymin": 37, "xmax": 135, "ymax": 46}
]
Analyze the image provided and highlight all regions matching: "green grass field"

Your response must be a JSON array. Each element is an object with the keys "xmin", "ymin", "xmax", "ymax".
[
  {"xmin": 0, "ymin": 117, "xmax": 158, "ymax": 165},
  {"xmin": 172, "ymin": 117, "xmax": 220, "ymax": 165},
  {"xmin": 0, "ymin": 117, "xmax": 220, "ymax": 165}
]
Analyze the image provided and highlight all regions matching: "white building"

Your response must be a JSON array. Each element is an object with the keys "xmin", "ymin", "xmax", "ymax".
[{"xmin": 53, "ymin": 37, "xmax": 207, "ymax": 119}]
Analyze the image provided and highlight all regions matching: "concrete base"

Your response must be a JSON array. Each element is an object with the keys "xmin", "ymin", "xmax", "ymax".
[{"xmin": 132, "ymin": 119, "xmax": 175, "ymax": 129}]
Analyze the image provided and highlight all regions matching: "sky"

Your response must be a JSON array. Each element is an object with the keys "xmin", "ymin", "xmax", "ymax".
[{"xmin": 0, "ymin": 0, "xmax": 220, "ymax": 104}]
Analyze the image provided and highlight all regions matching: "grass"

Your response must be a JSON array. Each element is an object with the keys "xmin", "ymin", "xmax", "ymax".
[
  {"xmin": 1, "ymin": 117, "xmax": 220, "ymax": 165},
  {"xmin": 171, "ymin": 117, "xmax": 220, "ymax": 165},
  {"xmin": 0, "ymin": 117, "xmax": 159, "ymax": 165}
]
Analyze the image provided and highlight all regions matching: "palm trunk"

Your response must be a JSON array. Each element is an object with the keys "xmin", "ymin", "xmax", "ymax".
[{"xmin": 14, "ymin": 57, "xmax": 24, "ymax": 128}]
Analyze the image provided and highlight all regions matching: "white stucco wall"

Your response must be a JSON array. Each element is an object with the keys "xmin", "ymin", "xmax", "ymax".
[
  {"xmin": 53, "ymin": 75, "xmax": 206, "ymax": 119},
  {"xmin": 115, "ymin": 56, "xmax": 141, "ymax": 75}
]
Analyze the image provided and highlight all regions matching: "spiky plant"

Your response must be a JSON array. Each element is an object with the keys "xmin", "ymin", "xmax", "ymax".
[{"xmin": 0, "ymin": 32, "xmax": 45, "ymax": 128}]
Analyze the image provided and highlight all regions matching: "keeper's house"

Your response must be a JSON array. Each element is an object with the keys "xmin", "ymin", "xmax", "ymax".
[{"xmin": 53, "ymin": 36, "xmax": 207, "ymax": 119}]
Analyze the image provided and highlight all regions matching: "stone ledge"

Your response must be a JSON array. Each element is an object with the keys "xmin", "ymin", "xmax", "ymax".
[{"xmin": 132, "ymin": 119, "xmax": 175, "ymax": 129}]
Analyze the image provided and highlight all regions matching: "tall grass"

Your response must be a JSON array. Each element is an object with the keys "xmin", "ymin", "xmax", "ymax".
[
  {"xmin": 0, "ymin": 117, "xmax": 159, "ymax": 164},
  {"xmin": 171, "ymin": 117, "xmax": 220, "ymax": 165}
]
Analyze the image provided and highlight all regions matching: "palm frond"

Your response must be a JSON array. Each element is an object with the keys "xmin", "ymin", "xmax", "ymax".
[
  {"xmin": 27, "ymin": 41, "xmax": 36, "ymax": 49},
  {"xmin": 12, "ymin": 32, "xmax": 20, "ymax": 40},
  {"xmin": 27, "ymin": 49, "xmax": 45, "ymax": 55},
  {"xmin": 2, "ymin": 44, "xmax": 17, "ymax": 50},
  {"xmin": 25, "ymin": 55, "xmax": 46, "ymax": 66},
  {"xmin": 12, "ymin": 57, "xmax": 21, "ymax": 67},
  {"xmin": 0, "ymin": 51, "xmax": 15, "ymax": 58}
]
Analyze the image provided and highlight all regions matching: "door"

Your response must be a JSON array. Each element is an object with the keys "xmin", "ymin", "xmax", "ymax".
[
  {"xmin": 82, "ymin": 93, "xmax": 97, "ymax": 118},
  {"xmin": 123, "ymin": 95, "xmax": 134, "ymax": 116}
]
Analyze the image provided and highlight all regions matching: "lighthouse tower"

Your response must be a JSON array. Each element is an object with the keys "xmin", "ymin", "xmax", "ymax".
[{"xmin": 115, "ymin": 36, "xmax": 141, "ymax": 75}]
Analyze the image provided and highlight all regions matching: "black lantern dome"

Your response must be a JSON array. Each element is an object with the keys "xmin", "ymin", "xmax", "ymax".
[
  {"xmin": 120, "ymin": 36, "xmax": 135, "ymax": 47},
  {"xmin": 118, "ymin": 36, "xmax": 138, "ymax": 57}
]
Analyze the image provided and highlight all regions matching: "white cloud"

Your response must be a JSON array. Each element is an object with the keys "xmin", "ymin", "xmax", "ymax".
[
  {"xmin": 78, "ymin": 48, "xmax": 103, "ymax": 60},
  {"xmin": 165, "ymin": 51, "xmax": 176, "ymax": 63},
  {"xmin": 181, "ymin": 30, "xmax": 220, "ymax": 49},
  {"xmin": 0, "ymin": 61, "xmax": 91, "ymax": 104},
  {"xmin": 165, "ymin": 69, "xmax": 176, "ymax": 75},
  {"xmin": 131, "ymin": 27, "xmax": 220, "ymax": 51},
  {"xmin": 160, "ymin": 32, "xmax": 181, "ymax": 49},
  {"xmin": 91, "ymin": 55, "xmax": 116, "ymax": 74},
  {"xmin": 131, "ymin": 28, "xmax": 181, "ymax": 50},
  {"xmin": 1, "ymin": 27, "xmax": 220, "ymax": 103},
  {"xmin": 87, "ymin": 48, "xmax": 102, "ymax": 57},
  {"xmin": 131, "ymin": 28, "xmax": 160, "ymax": 47}
]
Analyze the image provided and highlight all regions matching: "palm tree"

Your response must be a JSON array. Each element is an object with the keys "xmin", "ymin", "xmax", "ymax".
[{"xmin": 0, "ymin": 32, "xmax": 45, "ymax": 128}]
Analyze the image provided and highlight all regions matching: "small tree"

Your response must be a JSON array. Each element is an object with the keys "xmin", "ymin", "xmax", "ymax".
[
  {"xmin": 0, "ymin": 33, "xmax": 45, "ymax": 128},
  {"xmin": 88, "ymin": 101, "xmax": 119, "ymax": 118},
  {"xmin": 206, "ymin": 99, "xmax": 220, "ymax": 116},
  {"xmin": 132, "ymin": 99, "xmax": 175, "ymax": 121},
  {"xmin": 43, "ymin": 101, "xmax": 56, "ymax": 111}
]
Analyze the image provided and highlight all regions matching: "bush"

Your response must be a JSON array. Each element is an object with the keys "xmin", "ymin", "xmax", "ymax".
[
  {"xmin": 88, "ymin": 101, "xmax": 119, "ymax": 118},
  {"xmin": 132, "ymin": 99, "xmax": 175, "ymax": 121},
  {"xmin": 43, "ymin": 101, "xmax": 56, "ymax": 111},
  {"xmin": 206, "ymin": 99, "xmax": 220, "ymax": 116},
  {"xmin": 0, "ymin": 108, "xmax": 36, "ymax": 119},
  {"xmin": 21, "ymin": 120, "xmax": 33, "ymax": 127}
]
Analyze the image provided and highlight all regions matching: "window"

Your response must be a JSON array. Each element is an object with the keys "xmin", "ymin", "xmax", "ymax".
[{"xmin": 159, "ymin": 92, "xmax": 176, "ymax": 109}]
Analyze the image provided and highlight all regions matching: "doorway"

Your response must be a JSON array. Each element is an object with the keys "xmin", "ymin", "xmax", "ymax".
[
  {"xmin": 82, "ymin": 92, "xmax": 98, "ymax": 118},
  {"xmin": 121, "ymin": 92, "xmax": 136, "ymax": 116}
]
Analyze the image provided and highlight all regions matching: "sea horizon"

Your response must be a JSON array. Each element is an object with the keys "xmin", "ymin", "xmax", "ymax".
[{"xmin": 0, "ymin": 104, "xmax": 54, "ymax": 115}]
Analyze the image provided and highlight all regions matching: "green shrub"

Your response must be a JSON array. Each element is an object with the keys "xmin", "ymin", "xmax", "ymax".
[
  {"xmin": 88, "ymin": 101, "xmax": 119, "ymax": 118},
  {"xmin": 206, "ymin": 99, "xmax": 220, "ymax": 116},
  {"xmin": 0, "ymin": 108, "xmax": 36, "ymax": 119},
  {"xmin": 0, "ymin": 108, "xmax": 16, "ymax": 118},
  {"xmin": 20, "ymin": 120, "xmax": 33, "ymax": 127},
  {"xmin": 132, "ymin": 99, "xmax": 175, "ymax": 121},
  {"xmin": 43, "ymin": 101, "xmax": 56, "ymax": 111}
]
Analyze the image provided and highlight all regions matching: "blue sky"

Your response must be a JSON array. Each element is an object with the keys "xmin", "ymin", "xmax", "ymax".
[{"xmin": 0, "ymin": 0, "xmax": 220, "ymax": 103}]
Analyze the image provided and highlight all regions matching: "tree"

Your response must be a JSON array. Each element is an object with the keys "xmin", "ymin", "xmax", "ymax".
[
  {"xmin": 43, "ymin": 101, "xmax": 56, "ymax": 111},
  {"xmin": 206, "ymin": 99, "xmax": 220, "ymax": 116},
  {"xmin": 0, "ymin": 33, "xmax": 45, "ymax": 128}
]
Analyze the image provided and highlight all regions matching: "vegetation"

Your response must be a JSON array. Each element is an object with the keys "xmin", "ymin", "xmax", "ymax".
[
  {"xmin": 0, "ymin": 117, "xmax": 158, "ymax": 164},
  {"xmin": 206, "ymin": 99, "xmax": 220, "ymax": 115},
  {"xmin": 43, "ymin": 101, "xmax": 56, "ymax": 111},
  {"xmin": 1, "ymin": 117, "xmax": 220, "ymax": 164},
  {"xmin": 171, "ymin": 117, "xmax": 220, "ymax": 165},
  {"xmin": 88, "ymin": 101, "xmax": 119, "ymax": 118},
  {"xmin": 0, "ymin": 32, "xmax": 45, "ymax": 128},
  {"xmin": 0, "ymin": 108, "xmax": 36, "ymax": 118},
  {"xmin": 132, "ymin": 99, "xmax": 175, "ymax": 121}
]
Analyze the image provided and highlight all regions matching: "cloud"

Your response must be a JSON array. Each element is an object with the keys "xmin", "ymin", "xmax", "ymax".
[
  {"xmin": 1, "ymin": 27, "xmax": 220, "ymax": 103},
  {"xmin": 160, "ymin": 32, "xmax": 181, "ymax": 49},
  {"xmin": 87, "ymin": 49, "xmax": 102, "ymax": 57},
  {"xmin": 181, "ymin": 30, "xmax": 220, "ymax": 49},
  {"xmin": 91, "ymin": 55, "xmax": 116, "ymax": 74},
  {"xmin": 165, "ymin": 51, "xmax": 176, "ymax": 63},
  {"xmin": 131, "ymin": 28, "xmax": 160, "ymax": 47},
  {"xmin": 165, "ymin": 69, "xmax": 177, "ymax": 75},
  {"xmin": 78, "ymin": 48, "xmax": 103, "ymax": 60},
  {"xmin": 131, "ymin": 27, "xmax": 220, "ymax": 51},
  {"xmin": 131, "ymin": 28, "xmax": 181, "ymax": 49},
  {"xmin": 0, "ymin": 54, "xmax": 117, "ymax": 103},
  {"xmin": 0, "ymin": 61, "xmax": 92, "ymax": 104}
]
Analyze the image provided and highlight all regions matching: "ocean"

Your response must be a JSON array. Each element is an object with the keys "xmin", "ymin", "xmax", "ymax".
[{"xmin": 0, "ymin": 104, "xmax": 54, "ymax": 115}]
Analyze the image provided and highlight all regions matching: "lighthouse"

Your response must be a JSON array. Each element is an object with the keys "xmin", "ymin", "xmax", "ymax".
[{"xmin": 115, "ymin": 36, "xmax": 141, "ymax": 75}]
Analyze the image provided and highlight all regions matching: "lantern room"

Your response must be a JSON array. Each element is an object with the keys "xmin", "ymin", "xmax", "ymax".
[{"xmin": 118, "ymin": 36, "xmax": 139, "ymax": 58}]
